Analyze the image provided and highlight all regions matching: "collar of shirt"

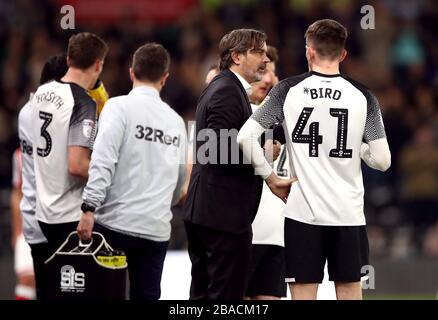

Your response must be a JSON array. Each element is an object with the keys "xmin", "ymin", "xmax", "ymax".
[
  {"xmin": 129, "ymin": 85, "xmax": 160, "ymax": 98},
  {"xmin": 230, "ymin": 70, "xmax": 252, "ymax": 96}
]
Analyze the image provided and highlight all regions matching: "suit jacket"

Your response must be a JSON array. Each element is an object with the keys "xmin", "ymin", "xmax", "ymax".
[{"xmin": 183, "ymin": 69, "xmax": 263, "ymax": 234}]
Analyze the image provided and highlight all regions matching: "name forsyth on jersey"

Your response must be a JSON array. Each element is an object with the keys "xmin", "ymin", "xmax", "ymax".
[
  {"xmin": 35, "ymin": 91, "xmax": 64, "ymax": 109},
  {"xmin": 169, "ymin": 305, "xmax": 203, "ymax": 318},
  {"xmin": 304, "ymin": 87, "xmax": 342, "ymax": 100}
]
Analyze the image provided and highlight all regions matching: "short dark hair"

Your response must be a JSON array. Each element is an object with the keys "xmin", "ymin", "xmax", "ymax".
[
  {"xmin": 67, "ymin": 32, "xmax": 108, "ymax": 69},
  {"xmin": 219, "ymin": 29, "xmax": 267, "ymax": 70},
  {"xmin": 132, "ymin": 43, "xmax": 170, "ymax": 82},
  {"xmin": 266, "ymin": 46, "xmax": 279, "ymax": 64},
  {"xmin": 40, "ymin": 54, "xmax": 68, "ymax": 85},
  {"xmin": 304, "ymin": 19, "xmax": 347, "ymax": 60}
]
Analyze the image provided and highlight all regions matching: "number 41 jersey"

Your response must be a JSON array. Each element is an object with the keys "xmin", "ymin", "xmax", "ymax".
[
  {"xmin": 31, "ymin": 80, "xmax": 97, "ymax": 224},
  {"xmin": 252, "ymin": 71, "xmax": 387, "ymax": 226}
]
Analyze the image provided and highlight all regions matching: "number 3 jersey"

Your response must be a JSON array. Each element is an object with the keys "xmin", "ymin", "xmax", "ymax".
[
  {"xmin": 32, "ymin": 80, "xmax": 97, "ymax": 224},
  {"xmin": 251, "ymin": 71, "xmax": 388, "ymax": 226}
]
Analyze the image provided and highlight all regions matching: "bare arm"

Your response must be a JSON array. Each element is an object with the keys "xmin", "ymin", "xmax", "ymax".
[
  {"xmin": 10, "ymin": 150, "xmax": 22, "ymax": 249},
  {"xmin": 171, "ymin": 120, "xmax": 188, "ymax": 206},
  {"xmin": 10, "ymin": 186, "xmax": 23, "ymax": 250},
  {"xmin": 68, "ymin": 146, "xmax": 91, "ymax": 178}
]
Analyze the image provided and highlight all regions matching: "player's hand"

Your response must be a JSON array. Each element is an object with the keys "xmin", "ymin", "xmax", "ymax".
[
  {"xmin": 77, "ymin": 211, "xmax": 95, "ymax": 241},
  {"xmin": 265, "ymin": 172, "xmax": 297, "ymax": 203},
  {"xmin": 264, "ymin": 140, "xmax": 281, "ymax": 163}
]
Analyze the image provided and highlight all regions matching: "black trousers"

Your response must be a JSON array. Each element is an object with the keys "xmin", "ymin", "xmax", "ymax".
[
  {"xmin": 38, "ymin": 221, "xmax": 78, "ymax": 256},
  {"xmin": 38, "ymin": 221, "xmax": 78, "ymax": 301},
  {"xmin": 94, "ymin": 223, "xmax": 168, "ymax": 300},
  {"xmin": 29, "ymin": 242, "xmax": 50, "ymax": 301},
  {"xmin": 184, "ymin": 221, "xmax": 252, "ymax": 300}
]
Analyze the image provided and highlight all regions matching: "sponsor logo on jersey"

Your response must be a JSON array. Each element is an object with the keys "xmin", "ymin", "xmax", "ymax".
[
  {"xmin": 82, "ymin": 119, "xmax": 95, "ymax": 139},
  {"xmin": 20, "ymin": 139, "xmax": 33, "ymax": 156},
  {"xmin": 60, "ymin": 265, "xmax": 85, "ymax": 292},
  {"xmin": 135, "ymin": 125, "xmax": 180, "ymax": 147}
]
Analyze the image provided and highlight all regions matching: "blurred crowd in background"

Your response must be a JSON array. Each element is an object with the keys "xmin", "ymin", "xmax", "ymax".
[{"xmin": 0, "ymin": 0, "xmax": 437, "ymax": 259}]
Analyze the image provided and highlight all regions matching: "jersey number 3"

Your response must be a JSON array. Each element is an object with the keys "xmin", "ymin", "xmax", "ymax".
[
  {"xmin": 292, "ymin": 107, "xmax": 352, "ymax": 158},
  {"xmin": 37, "ymin": 111, "xmax": 53, "ymax": 157}
]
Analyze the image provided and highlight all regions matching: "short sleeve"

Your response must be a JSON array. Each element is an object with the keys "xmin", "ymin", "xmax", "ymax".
[
  {"xmin": 12, "ymin": 149, "xmax": 22, "ymax": 188},
  {"xmin": 68, "ymin": 85, "xmax": 97, "ymax": 148},
  {"xmin": 363, "ymin": 90, "xmax": 386, "ymax": 142}
]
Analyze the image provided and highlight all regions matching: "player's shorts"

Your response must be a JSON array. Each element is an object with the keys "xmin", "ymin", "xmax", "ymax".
[
  {"xmin": 245, "ymin": 244, "xmax": 287, "ymax": 298},
  {"xmin": 284, "ymin": 218, "xmax": 369, "ymax": 284},
  {"xmin": 14, "ymin": 233, "xmax": 34, "ymax": 276}
]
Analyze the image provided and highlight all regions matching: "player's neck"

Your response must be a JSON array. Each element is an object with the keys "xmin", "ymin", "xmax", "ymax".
[
  {"xmin": 61, "ymin": 68, "xmax": 94, "ymax": 90},
  {"xmin": 132, "ymin": 79, "xmax": 161, "ymax": 92},
  {"xmin": 310, "ymin": 63, "xmax": 340, "ymax": 76}
]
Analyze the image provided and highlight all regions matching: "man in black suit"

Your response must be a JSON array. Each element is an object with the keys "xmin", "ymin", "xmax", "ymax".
[{"xmin": 183, "ymin": 29, "xmax": 292, "ymax": 300}]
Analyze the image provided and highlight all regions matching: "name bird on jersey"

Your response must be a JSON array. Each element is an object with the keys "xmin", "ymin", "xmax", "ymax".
[{"xmin": 32, "ymin": 80, "xmax": 96, "ymax": 224}]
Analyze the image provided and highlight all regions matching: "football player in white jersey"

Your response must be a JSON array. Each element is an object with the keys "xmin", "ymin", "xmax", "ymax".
[
  {"xmin": 245, "ymin": 46, "xmax": 287, "ymax": 300},
  {"xmin": 78, "ymin": 43, "xmax": 187, "ymax": 300},
  {"xmin": 13, "ymin": 55, "xmax": 68, "ymax": 300},
  {"xmin": 32, "ymin": 33, "xmax": 108, "ymax": 254},
  {"xmin": 238, "ymin": 19, "xmax": 391, "ymax": 300}
]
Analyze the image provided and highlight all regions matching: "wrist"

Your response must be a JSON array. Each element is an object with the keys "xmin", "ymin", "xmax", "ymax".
[
  {"xmin": 265, "ymin": 171, "xmax": 276, "ymax": 184},
  {"xmin": 81, "ymin": 202, "xmax": 96, "ymax": 213}
]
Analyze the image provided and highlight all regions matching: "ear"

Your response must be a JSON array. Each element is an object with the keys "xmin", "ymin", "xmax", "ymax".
[
  {"xmin": 95, "ymin": 60, "xmax": 103, "ymax": 72},
  {"xmin": 66, "ymin": 56, "xmax": 72, "ymax": 67},
  {"xmin": 160, "ymin": 72, "xmax": 170, "ymax": 87},
  {"xmin": 231, "ymin": 51, "xmax": 242, "ymax": 65},
  {"xmin": 129, "ymin": 68, "xmax": 134, "ymax": 82},
  {"xmin": 339, "ymin": 49, "xmax": 347, "ymax": 63},
  {"xmin": 307, "ymin": 46, "xmax": 316, "ymax": 61},
  {"xmin": 305, "ymin": 46, "xmax": 314, "ymax": 70}
]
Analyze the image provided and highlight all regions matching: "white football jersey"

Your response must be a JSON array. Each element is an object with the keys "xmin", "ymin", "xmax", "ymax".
[
  {"xmin": 32, "ymin": 80, "xmax": 96, "ymax": 224},
  {"xmin": 17, "ymin": 96, "xmax": 47, "ymax": 243},
  {"xmin": 251, "ymin": 71, "xmax": 388, "ymax": 226},
  {"xmin": 250, "ymin": 104, "xmax": 288, "ymax": 246},
  {"xmin": 252, "ymin": 145, "xmax": 289, "ymax": 246}
]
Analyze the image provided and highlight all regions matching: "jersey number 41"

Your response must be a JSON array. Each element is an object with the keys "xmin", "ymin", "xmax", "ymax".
[{"xmin": 292, "ymin": 107, "xmax": 352, "ymax": 158}]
